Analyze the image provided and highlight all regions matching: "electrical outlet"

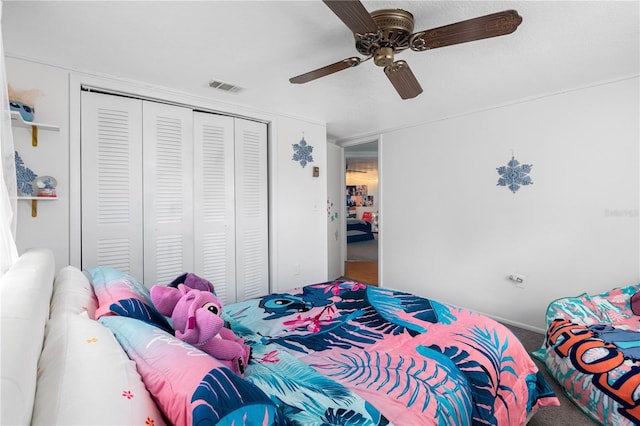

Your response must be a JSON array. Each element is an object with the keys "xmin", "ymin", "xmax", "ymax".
[{"xmin": 509, "ymin": 273, "xmax": 526, "ymax": 289}]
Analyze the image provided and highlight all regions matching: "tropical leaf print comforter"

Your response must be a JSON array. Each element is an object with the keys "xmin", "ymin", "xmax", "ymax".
[
  {"xmin": 533, "ymin": 283, "xmax": 640, "ymax": 426},
  {"xmin": 223, "ymin": 280, "xmax": 559, "ymax": 425}
]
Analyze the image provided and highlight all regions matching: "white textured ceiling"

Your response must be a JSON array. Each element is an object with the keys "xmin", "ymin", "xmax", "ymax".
[{"xmin": 2, "ymin": 1, "xmax": 639, "ymax": 142}]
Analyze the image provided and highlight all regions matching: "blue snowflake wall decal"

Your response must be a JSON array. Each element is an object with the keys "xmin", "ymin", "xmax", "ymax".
[
  {"xmin": 497, "ymin": 156, "xmax": 533, "ymax": 193},
  {"xmin": 15, "ymin": 151, "xmax": 37, "ymax": 196},
  {"xmin": 292, "ymin": 137, "xmax": 314, "ymax": 168}
]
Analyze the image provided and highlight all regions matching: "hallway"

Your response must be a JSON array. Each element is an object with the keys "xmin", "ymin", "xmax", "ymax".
[
  {"xmin": 345, "ymin": 236, "xmax": 378, "ymax": 286},
  {"xmin": 344, "ymin": 260, "xmax": 378, "ymax": 286}
]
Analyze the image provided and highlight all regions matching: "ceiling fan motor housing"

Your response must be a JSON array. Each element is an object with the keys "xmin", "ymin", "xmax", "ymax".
[{"xmin": 356, "ymin": 9, "xmax": 415, "ymax": 67}]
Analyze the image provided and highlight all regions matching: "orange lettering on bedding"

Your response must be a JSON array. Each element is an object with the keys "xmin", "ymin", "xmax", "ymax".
[
  {"xmin": 546, "ymin": 319, "xmax": 640, "ymax": 422},
  {"xmin": 547, "ymin": 319, "xmax": 594, "ymax": 357},
  {"xmin": 620, "ymin": 402, "xmax": 640, "ymax": 423},
  {"xmin": 595, "ymin": 365, "xmax": 640, "ymax": 421},
  {"xmin": 572, "ymin": 339, "xmax": 624, "ymax": 374}
]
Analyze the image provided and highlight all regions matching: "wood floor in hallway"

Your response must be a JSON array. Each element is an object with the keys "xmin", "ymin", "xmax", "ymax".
[{"xmin": 344, "ymin": 261, "xmax": 378, "ymax": 286}]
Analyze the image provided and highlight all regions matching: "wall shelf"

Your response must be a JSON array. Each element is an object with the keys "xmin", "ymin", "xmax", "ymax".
[
  {"xmin": 16, "ymin": 196, "xmax": 58, "ymax": 217},
  {"xmin": 10, "ymin": 111, "xmax": 60, "ymax": 146},
  {"xmin": 11, "ymin": 110, "xmax": 60, "ymax": 218}
]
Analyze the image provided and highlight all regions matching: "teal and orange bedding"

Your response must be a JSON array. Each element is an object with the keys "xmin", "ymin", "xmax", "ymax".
[{"xmin": 534, "ymin": 283, "xmax": 640, "ymax": 426}]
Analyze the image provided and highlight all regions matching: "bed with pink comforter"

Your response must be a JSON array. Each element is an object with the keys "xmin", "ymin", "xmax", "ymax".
[
  {"xmin": 223, "ymin": 280, "xmax": 559, "ymax": 425},
  {"xmin": 89, "ymin": 266, "xmax": 559, "ymax": 425}
]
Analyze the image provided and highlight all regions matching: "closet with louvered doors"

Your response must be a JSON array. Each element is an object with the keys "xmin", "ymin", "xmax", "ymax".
[{"xmin": 80, "ymin": 90, "xmax": 268, "ymax": 303}]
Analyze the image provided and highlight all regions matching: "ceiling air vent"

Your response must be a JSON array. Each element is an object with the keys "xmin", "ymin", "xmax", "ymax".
[{"xmin": 208, "ymin": 80, "xmax": 243, "ymax": 93}]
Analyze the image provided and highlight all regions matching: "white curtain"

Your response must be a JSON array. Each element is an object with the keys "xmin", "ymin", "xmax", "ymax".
[{"xmin": 0, "ymin": 0, "xmax": 20, "ymax": 275}]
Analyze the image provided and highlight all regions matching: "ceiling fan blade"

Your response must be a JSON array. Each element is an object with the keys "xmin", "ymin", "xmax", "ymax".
[
  {"xmin": 410, "ymin": 10, "xmax": 522, "ymax": 51},
  {"xmin": 290, "ymin": 57, "xmax": 362, "ymax": 84},
  {"xmin": 384, "ymin": 60, "xmax": 423, "ymax": 100},
  {"xmin": 322, "ymin": 0, "xmax": 379, "ymax": 40}
]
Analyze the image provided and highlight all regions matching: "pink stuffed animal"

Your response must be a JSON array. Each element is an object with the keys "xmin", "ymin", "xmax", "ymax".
[{"xmin": 150, "ymin": 282, "xmax": 251, "ymax": 375}]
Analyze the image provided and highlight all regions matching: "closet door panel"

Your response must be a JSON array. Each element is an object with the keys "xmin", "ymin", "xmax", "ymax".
[
  {"xmin": 142, "ymin": 102, "xmax": 194, "ymax": 286},
  {"xmin": 234, "ymin": 119, "xmax": 269, "ymax": 301},
  {"xmin": 81, "ymin": 91, "xmax": 144, "ymax": 279},
  {"xmin": 193, "ymin": 112, "xmax": 236, "ymax": 303}
]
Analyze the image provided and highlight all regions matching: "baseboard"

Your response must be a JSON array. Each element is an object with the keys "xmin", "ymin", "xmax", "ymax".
[
  {"xmin": 373, "ymin": 286, "xmax": 547, "ymax": 334},
  {"xmin": 436, "ymin": 299, "xmax": 546, "ymax": 334},
  {"xmin": 484, "ymin": 314, "xmax": 546, "ymax": 335}
]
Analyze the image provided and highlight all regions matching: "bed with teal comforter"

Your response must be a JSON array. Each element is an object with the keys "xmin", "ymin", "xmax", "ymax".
[
  {"xmin": 224, "ymin": 280, "xmax": 559, "ymax": 425},
  {"xmin": 91, "ymin": 267, "xmax": 559, "ymax": 425}
]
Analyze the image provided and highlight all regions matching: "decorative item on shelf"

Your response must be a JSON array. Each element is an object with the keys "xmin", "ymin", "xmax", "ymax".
[
  {"xmin": 9, "ymin": 100, "xmax": 34, "ymax": 122},
  {"xmin": 35, "ymin": 176, "xmax": 57, "ymax": 198},
  {"xmin": 497, "ymin": 152, "xmax": 533, "ymax": 193},
  {"xmin": 8, "ymin": 84, "xmax": 43, "ymax": 123},
  {"xmin": 14, "ymin": 151, "xmax": 37, "ymax": 196},
  {"xmin": 292, "ymin": 133, "xmax": 314, "ymax": 168}
]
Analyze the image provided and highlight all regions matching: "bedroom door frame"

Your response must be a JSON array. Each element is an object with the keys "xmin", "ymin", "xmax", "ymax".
[{"xmin": 340, "ymin": 137, "xmax": 381, "ymax": 285}]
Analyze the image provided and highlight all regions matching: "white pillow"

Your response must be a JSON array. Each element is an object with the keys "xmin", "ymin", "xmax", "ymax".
[
  {"xmin": 0, "ymin": 248, "xmax": 55, "ymax": 426},
  {"xmin": 32, "ymin": 313, "xmax": 166, "ymax": 426},
  {"xmin": 49, "ymin": 266, "xmax": 98, "ymax": 319}
]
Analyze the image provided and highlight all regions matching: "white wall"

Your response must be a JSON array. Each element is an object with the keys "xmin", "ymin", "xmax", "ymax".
[
  {"xmin": 270, "ymin": 117, "xmax": 328, "ymax": 291},
  {"xmin": 8, "ymin": 56, "xmax": 638, "ymax": 330},
  {"xmin": 380, "ymin": 77, "xmax": 639, "ymax": 332},
  {"xmin": 327, "ymin": 142, "xmax": 344, "ymax": 280},
  {"xmin": 7, "ymin": 57, "xmax": 329, "ymax": 293},
  {"xmin": 7, "ymin": 58, "xmax": 69, "ymax": 272}
]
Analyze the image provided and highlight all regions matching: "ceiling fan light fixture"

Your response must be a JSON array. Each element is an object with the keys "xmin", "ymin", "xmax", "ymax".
[{"xmin": 374, "ymin": 46, "xmax": 394, "ymax": 67}]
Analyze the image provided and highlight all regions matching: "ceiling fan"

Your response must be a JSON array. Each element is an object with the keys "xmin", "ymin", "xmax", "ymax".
[{"xmin": 289, "ymin": 1, "xmax": 523, "ymax": 99}]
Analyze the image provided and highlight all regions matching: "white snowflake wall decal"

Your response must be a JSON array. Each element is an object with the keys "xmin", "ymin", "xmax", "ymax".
[
  {"xmin": 497, "ymin": 156, "xmax": 533, "ymax": 193},
  {"xmin": 292, "ymin": 137, "xmax": 314, "ymax": 168}
]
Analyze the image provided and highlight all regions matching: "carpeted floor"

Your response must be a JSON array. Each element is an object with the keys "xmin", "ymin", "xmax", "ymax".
[
  {"xmin": 503, "ymin": 323, "xmax": 598, "ymax": 425},
  {"xmin": 347, "ymin": 236, "xmax": 378, "ymax": 261}
]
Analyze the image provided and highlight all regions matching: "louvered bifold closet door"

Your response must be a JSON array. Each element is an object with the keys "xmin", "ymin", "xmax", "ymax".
[
  {"xmin": 234, "ymin": 119, "xmax": 269, "ymax": 301},
  {"xmin": 142, "ymin": 102, "xmax": 194, "ymax": 287},
  {"xmin": 81, "ymin": 91, "xmax": 144, "ymax": 279},
  {"xmin": 193, "ymin": 113, "xmax": 236, "ymax": 303}
]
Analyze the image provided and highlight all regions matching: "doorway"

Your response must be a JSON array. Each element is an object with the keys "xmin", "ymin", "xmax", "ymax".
[{"xmin": 344, "ymin": 141, "xmax": 378, "ymax": 285}]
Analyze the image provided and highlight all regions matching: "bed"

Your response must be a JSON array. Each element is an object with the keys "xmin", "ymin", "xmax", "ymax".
[
  {"xmin": 2, "ymin": 248, "xmax": 560, "ymax": 425},
  {"xmin": 533, "ymin": 283, "xmax": 640, "ymax": 425},
  {"xmin": 347, "ymin": 218, "xmax": 375, "ymax": 243}
]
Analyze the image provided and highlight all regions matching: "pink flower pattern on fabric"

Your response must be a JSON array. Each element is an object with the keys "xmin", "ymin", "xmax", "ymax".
[
  {"xmin": 122, "ymin": 390, "xmax": 134, "ymax": 399},
  {"xmin": 259, "ymin": 350, "xmax": 280, "ymax": 363},
  {"xmin": 283, "ymin": 305, "xmax": 336, "ymax": 333},
  {"xmin": 320, "ymin": 281, "xmax": 366, "ymax": 296}
]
